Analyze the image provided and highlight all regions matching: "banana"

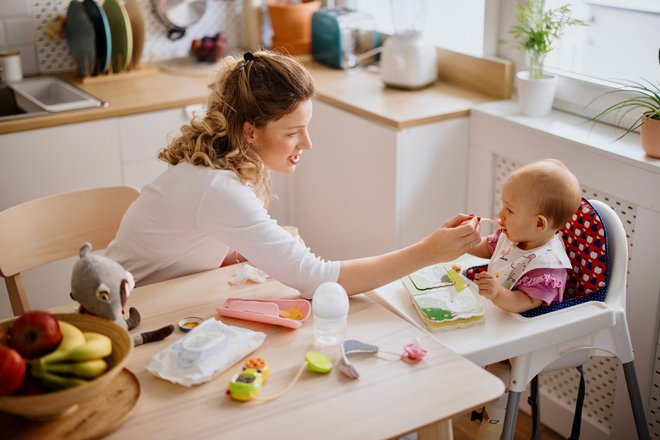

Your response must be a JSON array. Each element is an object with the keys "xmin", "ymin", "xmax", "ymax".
[
  {"xmin": 31, "ymin": 364, "xmax": 89, "ymax": 389},
  {"xmin": 43, "ymin": 358, "xmax": 108, "ymax": 379},
  {"xmin": 41, "ymin": 331, "xmax": 112, "ymax": 364},
  {"xmin": 38, "ymin": 320, "xmax": 86, "ymax": 364},
  {"xmin": 56, "ymin": 320, "xmax": 86, "ymax": 352}
]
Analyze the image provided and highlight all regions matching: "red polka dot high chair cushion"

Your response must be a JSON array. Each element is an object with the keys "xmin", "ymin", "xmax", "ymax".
[{"xmin": 465, "ymin": 198, "xmax": 609, "ymax": 317}]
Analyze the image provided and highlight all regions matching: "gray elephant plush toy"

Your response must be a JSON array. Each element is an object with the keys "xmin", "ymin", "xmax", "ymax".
[{"xmin": 70, "ymin": 242, "xmax": 174, "ymax": 346}]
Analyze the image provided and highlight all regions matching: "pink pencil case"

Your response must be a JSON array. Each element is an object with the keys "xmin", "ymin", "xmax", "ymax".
[{"xmin": 216, "ymin": 298, "xmax": 311, "ymax": 329}]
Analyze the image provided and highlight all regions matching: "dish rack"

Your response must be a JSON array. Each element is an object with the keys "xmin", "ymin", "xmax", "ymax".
[
  {"xmin": 75, "ymin": 58, "xmax": 159, "ymax": 85},
  {"xmin": 46, "ymin": 0, "xmax": 160, "ymax": 85}
]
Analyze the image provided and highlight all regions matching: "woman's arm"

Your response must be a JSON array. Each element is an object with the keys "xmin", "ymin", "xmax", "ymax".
[{"xmin": 337, "ymin": 214, "xmax": 480, "ymax": 295}]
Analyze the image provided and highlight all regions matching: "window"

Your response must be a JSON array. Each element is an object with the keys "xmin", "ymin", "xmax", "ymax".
[
  {"xmin": 496, "ymin": 0, "xmax": 659, "ymax": 80},
  {"xmin": 495, "ymin": 0, "xmax": 660, "ymax": 119},
  {"xmin": 351, "ymin": 0, "xmax": 659, "ymax": 120},
  {"xmin": 353, "ymin": 0, "xmax": 486, "ymax": 56}
]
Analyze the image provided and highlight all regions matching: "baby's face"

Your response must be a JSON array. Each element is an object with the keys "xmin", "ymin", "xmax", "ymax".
[{"xmin": 498, "ymin": 178, "xmax": 540, "ymax": 245}]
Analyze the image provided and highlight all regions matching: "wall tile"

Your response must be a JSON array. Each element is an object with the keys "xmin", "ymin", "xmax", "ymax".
[
  {"xmin": 4, "ymin": 17, "xmax": 36, "ymax": 45},
  {"xmin": 0, "ymin": 0, "xmax": 30, "ymax": 18}
]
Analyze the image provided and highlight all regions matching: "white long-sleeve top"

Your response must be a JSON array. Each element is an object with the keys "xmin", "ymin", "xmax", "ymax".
[{"xmin": 105, "ymin": 162, "xmax": 340, "ymax": 298}]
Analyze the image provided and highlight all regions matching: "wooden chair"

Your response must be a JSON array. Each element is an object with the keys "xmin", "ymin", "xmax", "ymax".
[{"xmin": 0, "ymin": 186, "xmax": 140, "ymax": 316}]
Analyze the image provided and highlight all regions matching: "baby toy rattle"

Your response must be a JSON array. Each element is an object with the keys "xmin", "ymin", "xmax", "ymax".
[
  {"xmin": 338, "ymin": 339, "xmax": 428, "ymax": 380},
  {"xmin": 226, "ymin": 352, "xmax": 332, "ymax": 402},
  {"xmin": 70, "ymin": 243, "xmax": 175, "ymax": 346}
]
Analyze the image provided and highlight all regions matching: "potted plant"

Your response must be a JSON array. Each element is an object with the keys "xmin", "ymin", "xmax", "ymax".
[
  {"xmin": 589, "ymin": 78, "xmax": 660, "ymax": 159},
  {"xmin": 506, "ymin": 0, "xmax": 585, "ymax": 116}
]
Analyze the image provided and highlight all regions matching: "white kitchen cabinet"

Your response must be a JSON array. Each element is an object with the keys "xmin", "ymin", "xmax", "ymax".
[
  {"xmin": 118, "ymin": 106, "xmax": 199, "ymax": 189},
  {"xmin": 288, "ymin": 99, "xmax": 469, "ymax": 261},
  {"xmin": 0, "ymin": 119, "xmax": 123, "ymax": 212},
  {"xmin": 0, "ymin": 118, "xmax": 123, "ymax": 318}
]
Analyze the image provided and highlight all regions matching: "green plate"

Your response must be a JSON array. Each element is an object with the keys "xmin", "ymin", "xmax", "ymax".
[{"xmin": 103, "ymin": 0, "xmax": 133, "ymax": 72}]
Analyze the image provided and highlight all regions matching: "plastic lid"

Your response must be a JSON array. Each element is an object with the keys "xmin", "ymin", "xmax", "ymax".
[
  {"xmin": 312, "ymin": 282, "xmax": 349, "ymax": 320},
  {"xmin": 305, "ymin": 351, "xmax": 333, "ymax": 373}
]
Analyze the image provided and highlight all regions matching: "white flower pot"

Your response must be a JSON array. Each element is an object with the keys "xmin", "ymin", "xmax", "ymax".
[{"xmin": 516, "ymin": 71, "xmax": 558, "ymax": 117}]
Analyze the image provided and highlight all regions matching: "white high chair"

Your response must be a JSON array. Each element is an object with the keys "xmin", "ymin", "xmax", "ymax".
[
  {"xmin": 501, "ymin": 199, "xmax": 648, "ymax": 439},
  {"xmin": 368, "ymin": 199, "xmax": 650, "ymax": 439}
]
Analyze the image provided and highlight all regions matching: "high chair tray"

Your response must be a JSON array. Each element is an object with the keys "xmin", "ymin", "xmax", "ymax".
[
  {"xmin": 216, "ymin": 298, "xmax": 311, "ymax": 329},
  {"xmin": 402, "ymin": 264, "xmax": 485, "ymax": 331}
]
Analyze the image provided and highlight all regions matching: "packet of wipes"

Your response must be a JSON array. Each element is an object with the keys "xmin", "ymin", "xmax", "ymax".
[{"xmin": 146, "ymin": 318, "xmax": 266, "ymax": 386}]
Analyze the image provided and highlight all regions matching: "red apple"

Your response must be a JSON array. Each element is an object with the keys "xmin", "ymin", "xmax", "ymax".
[
  {"xmin": 12, "ymin": 373, "xmax": 50, "ymax": 396},
  {"xmin": 0, "ymin": 324, "xmax": 8, "ymax": 345},
  {"xmin": 0, "ymin": 345, "xmax": 26, "ymax": 395},
  {"xmin": 9, "ymin": 311, "xmax": 62, "ymax": 359}
]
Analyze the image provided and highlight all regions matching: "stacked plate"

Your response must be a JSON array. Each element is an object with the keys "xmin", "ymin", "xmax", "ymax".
[{"xmin": 65, "ymin": 0, "xmax": 146, "ymax": 76}]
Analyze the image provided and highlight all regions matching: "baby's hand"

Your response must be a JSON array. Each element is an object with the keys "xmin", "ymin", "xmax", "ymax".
[{"xmin": 475, "ymin": 272, "xmax": 501, "ymax": 300}]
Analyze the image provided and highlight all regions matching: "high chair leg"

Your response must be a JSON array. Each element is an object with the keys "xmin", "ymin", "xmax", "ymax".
[
  {"xmin": 502, "ymin": 391, "xmax": 521, "ymax": 440},
  {"xmin": 528, "ymin": 375, "xmax": 541, "ymax": 440},
  {"xmin": 623, "ymin": 361, "xmax": 650, "ymax": 439}
]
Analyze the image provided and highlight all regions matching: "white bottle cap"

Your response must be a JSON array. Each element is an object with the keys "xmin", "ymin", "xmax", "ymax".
[{"xmin": 312, "ymin": 282, "xmax": 349, "ymax": 320}]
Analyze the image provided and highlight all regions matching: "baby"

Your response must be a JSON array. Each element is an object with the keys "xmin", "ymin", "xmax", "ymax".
[
  {"xmin": 469, "ymin": 158, "xmax": 582, "ymax": 313},
  {"xmin": 468, "ymin": 158, "xmax": 581, "ymax": 439}
]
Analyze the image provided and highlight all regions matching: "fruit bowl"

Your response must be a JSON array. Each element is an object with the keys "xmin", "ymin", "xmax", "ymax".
[{"xmin": 0, "ymin": 313, "xmax": 132, "ymax": 421}]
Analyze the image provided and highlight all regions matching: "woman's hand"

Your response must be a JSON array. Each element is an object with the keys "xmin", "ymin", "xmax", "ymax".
[{"xmin": 421, "ymin": 214, "xmax": 481, "ymax": 264}]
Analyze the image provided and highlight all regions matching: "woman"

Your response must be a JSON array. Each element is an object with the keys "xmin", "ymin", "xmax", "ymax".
[{"xmin": 105, "ymin": 51, "xmax": 480, "ymax": 298}]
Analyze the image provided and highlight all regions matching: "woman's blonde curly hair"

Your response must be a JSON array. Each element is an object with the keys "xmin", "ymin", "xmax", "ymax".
[{"xmin": 158, "ymin": 50, "xmax": 315, "ymax": 204}]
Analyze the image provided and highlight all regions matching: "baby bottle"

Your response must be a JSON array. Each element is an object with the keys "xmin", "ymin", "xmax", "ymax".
[{"xmin": 312, "ymin": 282, "xmax": 349, "ymax": 346}]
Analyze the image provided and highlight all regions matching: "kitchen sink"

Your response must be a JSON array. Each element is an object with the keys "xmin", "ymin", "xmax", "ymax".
[
  {"xmin": 0, "ymin": 84, "xmax": 46, "ymax": 120},
  {"xmin": 0, "ymin": 76, "xmax": 106, "ymax": 122}
]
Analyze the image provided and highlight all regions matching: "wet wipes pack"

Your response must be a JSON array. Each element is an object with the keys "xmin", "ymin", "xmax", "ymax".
[{"xmin": 146, "ymin": 318, "xmax": 266, "ymax": 386}]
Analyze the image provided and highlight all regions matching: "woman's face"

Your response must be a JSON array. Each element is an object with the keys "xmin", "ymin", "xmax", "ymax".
[{"xmin": 247, "ymin": 99, "xmax": 313, "ymax": 174}]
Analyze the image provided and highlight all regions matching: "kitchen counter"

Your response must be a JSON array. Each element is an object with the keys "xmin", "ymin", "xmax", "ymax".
[
  {"xmin": 306, "ymin": 61, "xmax": 494, "ymax": 129},
  {"xmin": 0, "ymin": 72, "xmax": 212, "ymax": 134},
  {"xmin": 0, "ymin": 50, "xmax": 512, "ymax": 134}
]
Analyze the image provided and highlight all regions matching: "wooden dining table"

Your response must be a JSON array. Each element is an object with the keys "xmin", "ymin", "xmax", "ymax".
[{"xmin": 23, "ymin": 263, "xmax": 504, "ymax": 440}]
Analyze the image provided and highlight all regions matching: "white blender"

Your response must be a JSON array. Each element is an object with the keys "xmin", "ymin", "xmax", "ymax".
[{"xmin": 380, "ymin": 0, "xmax": 437, "ymax": 90}]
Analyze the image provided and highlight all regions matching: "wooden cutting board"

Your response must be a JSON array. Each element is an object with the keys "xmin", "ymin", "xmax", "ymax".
[
  {"xmin": 124, "ymin": 0, "xmax": 146, "ymax": 69},
  {"xmin": 0, "ymin": 369, "xmax": 141, "ymax": 440}
]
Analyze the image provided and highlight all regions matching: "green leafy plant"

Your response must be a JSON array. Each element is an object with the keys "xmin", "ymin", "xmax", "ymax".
[
  {"xmin": 589, "ymin": 79, "xmax": 660, "ymax": 139},
  {"xmin": 507, "ymin": 0, "xmax": 585, "ymax": 80}
]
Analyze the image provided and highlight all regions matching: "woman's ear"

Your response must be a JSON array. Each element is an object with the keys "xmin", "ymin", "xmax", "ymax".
[
  {"xmin": 536, "ymin": 214, "xmax": 549, "ymax": 231},
  {"xmin": 243, "ymin": 121, "xmax": 255, "ymax": 144}
]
